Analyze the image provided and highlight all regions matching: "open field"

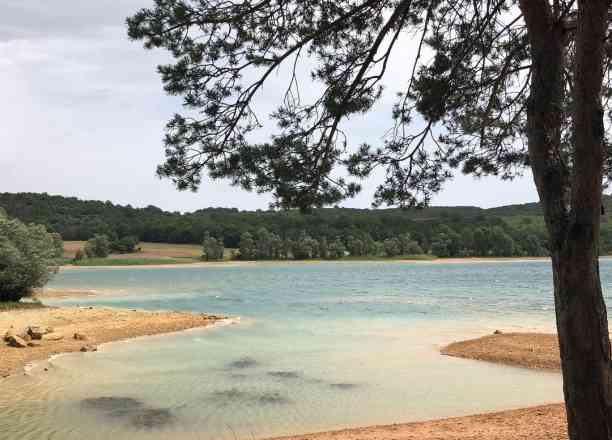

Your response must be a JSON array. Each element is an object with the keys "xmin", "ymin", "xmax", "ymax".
[
  {"xmin": 69, "ymin": 257, "xmax": 198, "ymax": 266},
  {"xmin": 63, "ymin": 241, "xmax": 203, "ymax": 259}
]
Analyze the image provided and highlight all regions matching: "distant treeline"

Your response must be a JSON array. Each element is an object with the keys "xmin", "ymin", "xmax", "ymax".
[{"xmin": 4, "ymin": 192, "xmax": 612, "ymax": 257}]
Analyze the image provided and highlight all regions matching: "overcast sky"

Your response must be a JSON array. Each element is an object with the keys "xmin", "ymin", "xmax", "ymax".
[{"xmin": 0, "ymin": 1, "xmax": 539, "ymax": 212}]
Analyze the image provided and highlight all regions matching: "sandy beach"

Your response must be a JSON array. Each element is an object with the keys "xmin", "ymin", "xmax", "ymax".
[
  {"xmin": 442, "ymin": 332, "xmax": 560, "ymax": 370},
  {"xmin": 57, "ymin": 256, "xmax": 557, "ymax": 271},
  {"xmin": 268, "ymin": 404, "xmax": 567, "ymax": 440},
  {"xmin": 0, "ymin": 306, "xmax": 224, "ymax": 378}
]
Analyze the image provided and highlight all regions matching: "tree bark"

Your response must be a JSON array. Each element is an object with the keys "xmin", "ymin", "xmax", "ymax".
[{"xmin": 520, "ymin": 0, "xmax": 612, "ymax": 438}]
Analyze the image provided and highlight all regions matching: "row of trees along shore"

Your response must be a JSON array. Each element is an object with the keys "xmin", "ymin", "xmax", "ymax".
[
  {"xmin": 201, "ymin": 223, "xmax": 549, "ymax": 261},
  {"xmin": 3, "ymin": 192, "xmax": 595, "ymax": 258}
]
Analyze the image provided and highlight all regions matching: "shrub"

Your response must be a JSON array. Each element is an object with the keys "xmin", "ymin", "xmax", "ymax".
[
  {"xmin": 84, "ymin": 234, "xmax": 111, "ymax": 258},
  {"xmin": 0, "ymin": 212, "xmax": 63, "ymax": 302},
  {"xmin": 73, "ymin": 249, "xmax": 85, "ymax": 262},
  {"xmin": 110, "ymin": 236, "xmax": 140, "ymax": 254},
  {"xmin": 202, "ymin": 232, "xmax": 224, "ymax": 261}
]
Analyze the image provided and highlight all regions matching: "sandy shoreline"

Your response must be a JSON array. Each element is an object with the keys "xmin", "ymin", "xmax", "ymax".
[
  {"xmin": 267, "ymin": 404, "xmax": 567, "ymax": 440},
  {"xmin": 0, "ymin": 306, "xmax": 224, "ymax": 378},
  {"xmin": 59, "ymin": 260, "xmax": 259, "ymax": 270},
  {"xmin": 57, "ymin": 256, "xmax": 561, "ymax": 271},
  {"xmin": 442, "ymin": 332, "xmax": 560, "ymax": 370}
]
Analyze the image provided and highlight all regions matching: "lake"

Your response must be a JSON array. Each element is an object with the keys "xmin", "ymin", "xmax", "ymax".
[{"xmin": 1, "ymin": 260, "xmax": 597, "ymax": 440}]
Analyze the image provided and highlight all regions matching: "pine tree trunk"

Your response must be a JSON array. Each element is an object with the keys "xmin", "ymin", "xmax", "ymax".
[
  {"xmin": 557, "ymin": 2, "xmax": 612, "ymax": 438},
  {"xmin": 521, "ymin": 1, "xmax": 612, "ymax": 438},
  {"xmin": 553, "ymin": 249, "xmax": 612, "ymax": 439}
]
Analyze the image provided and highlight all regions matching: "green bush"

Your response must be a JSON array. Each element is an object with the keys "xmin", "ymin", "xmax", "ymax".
[
  {"xmin": 84, "ymin": 234, "xmax": 111, "ymax": 258},
  {"xmin": 73, "ymin": 249, "xmax": 85, "ymax": 262},
  {"xmin": 202, "ymin": 232, "xmax": 224, "ymax": 261},
  {"xmin": 0, "ymin": 212, "xmax": 63, "ymax": 302},
  {"xmin": 110, "ymin": 235, "xmax": 140, "ymax": 254}
]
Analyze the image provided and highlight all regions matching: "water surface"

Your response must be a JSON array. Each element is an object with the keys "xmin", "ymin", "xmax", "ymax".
[{"xmin": 1, "ymin": 260, "xmax": 593, "ymax": 439}]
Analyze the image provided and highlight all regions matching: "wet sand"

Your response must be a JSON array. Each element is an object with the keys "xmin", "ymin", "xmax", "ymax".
[
  {"xmin": 0, "ymin": 306, "xmax": 224, "ymax": 377},
  {"xmin": 441, "ymin": 332, "xmax": 560, "ymax": 370},
  {"xmin": 268, "ymin": 404, "xmax": 567, "ymax": 440}
]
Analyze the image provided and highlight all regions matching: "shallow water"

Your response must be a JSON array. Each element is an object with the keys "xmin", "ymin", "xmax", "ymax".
[{"xmin": 2, "ymin": 259, "xmax": 603, "ymax": 440}]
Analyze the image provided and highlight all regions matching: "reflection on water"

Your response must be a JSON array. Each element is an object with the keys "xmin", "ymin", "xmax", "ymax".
[{"xmin": 0, "ymin": 260, "xmax": 591, "ymax": 440}]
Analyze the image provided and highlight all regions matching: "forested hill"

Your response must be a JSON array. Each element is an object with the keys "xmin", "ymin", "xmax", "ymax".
[{"xmin": 3, "ymin": 192, "xmax": 612, "ymax": 256}]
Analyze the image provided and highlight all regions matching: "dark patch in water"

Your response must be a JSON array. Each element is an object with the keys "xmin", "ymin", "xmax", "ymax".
[
  {"xmin": 81, "ymin": 396, "xmax": 175, "ymax": 430},
  {"xmin": 305, "ymin": 377, "xmax": 325, "ymax": 384},
  {"xmin": 130, "ymin": 408, "xmax": 175, "ymax": 430},
  {"xmin": 227, "ymin": 357, "xmax": 258, "ymax": 369},
  {"xmin": 329, "ymin": 383, "xmax": 359, "ymax": 390},
  {"xmin": 81, "ymin": 397, "xmax": 144, "ymax": 417},
  {"xmin": 228, "ymin": 373, "xmax": 248, "ymax": 380},
  {"xmin": 209, "ymin": 389, "xmax": 293, "ymax": 406},
  {"xmin": 267, "ymin": 370, "xmax": 300, "ymax": 379},
  {"xmin": 211, "ymin": 388, "xmax": 250, "ymax": 401},
  {"xmin": 257, "ymin": 392, "xmax": 292, "ymax": 405}
]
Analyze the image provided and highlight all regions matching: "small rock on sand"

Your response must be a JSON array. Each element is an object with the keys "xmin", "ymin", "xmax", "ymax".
[
  {"xmin": 3, "ymin": 329, "xmax": 16, "ymax": 342},
  {"xmin": 27, "ymin": 326, "xmax": 45, "ymax": 340},
  {"xmin": 80, "ymin": 345, "xmax": 97, "ymax": 352},
  {"xmin": 42, "ymin": 333, "xmax": 64, "ymax": 341},
  {"xmin": 493, "ymin": 330, "xmax": 503, "ymax": 335},
  {"xmin": 27, "ymin": 341, "xmax": 42, "ymax": 347},
  {"xmin": 73, "ymin": 333, "xmax": 87, "ymax": 341},
  {"xmin": 6, "ymin": 335, "xmax": 28, "ymax": 348}
]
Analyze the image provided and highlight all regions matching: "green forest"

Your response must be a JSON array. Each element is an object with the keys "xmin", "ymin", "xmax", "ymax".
[{"xmin": 4, "ymin": 192, "xmax": 612, "ymax": 258}]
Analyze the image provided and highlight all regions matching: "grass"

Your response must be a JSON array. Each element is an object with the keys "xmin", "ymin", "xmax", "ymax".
[
  {"xmin": 62, "ymin": 241, "xmax": 240, "ymax": 266},
  {"xmin": 63, "ymin": 241, "xmax": 203, "ymax": 259},
  {"xmin": 67, "ymin": 257, "xmax": 200, "ymax": 266},
  {"xmin": 0, "ymin": 300, "xmax": 46, "ymax": 311},
  {"xmin": 342, "ymin": 254, "xmax": 437, "ymax": 262},
  {"xmin": 62, "ymin": 250, "xmax": 439, "ymax": 266}
]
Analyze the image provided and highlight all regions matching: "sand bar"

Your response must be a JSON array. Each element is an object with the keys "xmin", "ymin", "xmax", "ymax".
[
  {"xmin": 442, "ymin": 332, "xmax": 560, "ymax": 370},
  {"xmin": 0, "ymin": 306, "xmax": 224, "ymax": 377}
]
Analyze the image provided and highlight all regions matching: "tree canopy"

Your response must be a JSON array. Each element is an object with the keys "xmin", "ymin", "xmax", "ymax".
[
  {"xmin": 0, "ymin": 210, "xmax": 63, "ymax": 302},
  {"xmin": 0, "ymin": 192, "xmax": 561, "ymax": 257},
  {"xmin": 127, "ymin": 1, "xmax": 610, "ymax": 211}
]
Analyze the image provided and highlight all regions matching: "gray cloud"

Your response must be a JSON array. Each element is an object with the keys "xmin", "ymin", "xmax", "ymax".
[{"xmin": 0, "ymin": 1, "xmax": 538, "ymax": 212}]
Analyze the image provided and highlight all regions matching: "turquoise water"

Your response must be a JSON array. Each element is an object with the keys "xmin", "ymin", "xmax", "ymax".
[{"xmin": 1, "ymin": 260, "xmax": 599, "ymax": 439}]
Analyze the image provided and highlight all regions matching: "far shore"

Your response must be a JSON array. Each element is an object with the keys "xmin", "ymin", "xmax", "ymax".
[
  {"xmin": 56, "ymin": 255, "xmax": 574, "ymax": 270},
  {"xmin": 0, "ymin": 306, "xmax": 226, "ymax": 378}
]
